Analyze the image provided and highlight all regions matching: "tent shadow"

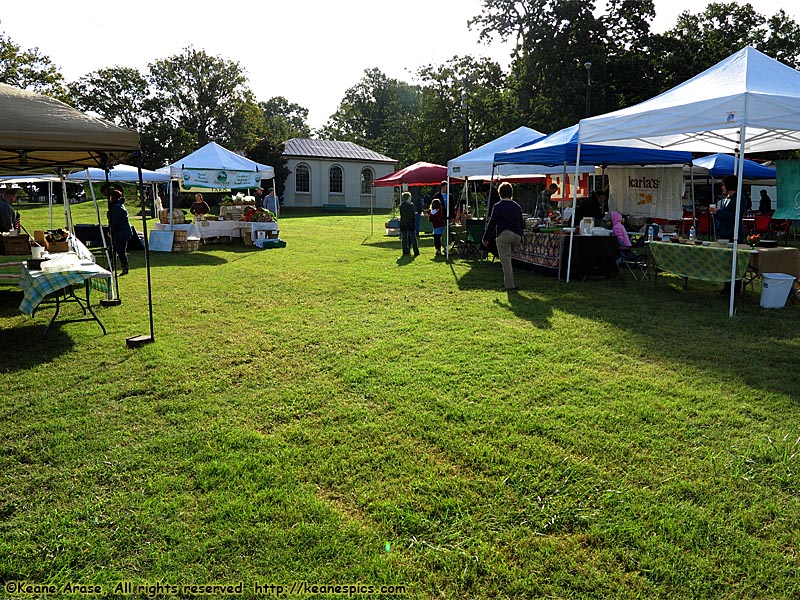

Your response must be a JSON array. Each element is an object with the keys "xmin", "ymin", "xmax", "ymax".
[
  {"xmin": 0, "ymin": 289, "xmax": 23, "ymax": 319},
  {"xmin": 0, "ymin": 322, "xmax": 75, "ymax": 372}
]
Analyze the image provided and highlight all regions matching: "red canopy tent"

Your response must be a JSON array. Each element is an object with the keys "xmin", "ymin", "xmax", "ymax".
[{"xmin": 372, "ymin": 161, "xmax": 447, "ymax": 187}]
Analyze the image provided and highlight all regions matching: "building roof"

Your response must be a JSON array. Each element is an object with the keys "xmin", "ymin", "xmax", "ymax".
[{"xmin": 283, "ymin": 138, "xmax": 395, "ymax": 163}]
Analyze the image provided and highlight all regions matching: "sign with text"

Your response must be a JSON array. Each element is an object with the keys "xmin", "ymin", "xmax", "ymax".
[
  {"xmin": 181, "ymin": 169, "xmax": 260, "ymax": 190},
  {"xmin": 607, "ymin": 167, "xmax": 684, "ymax": 219}
]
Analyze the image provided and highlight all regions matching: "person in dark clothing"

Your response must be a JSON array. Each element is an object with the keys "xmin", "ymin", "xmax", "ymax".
[
  {"xmin": 486, "ymin": 185, "xmax": 502, "ymax": 218},
  {"xmin": 0, "ymin": 188, "xmax": 19, "ymax": 232},
  {"xmin": 574, "ymin": 190, "xmax": 605, "ymax": 226},
  {"xmin": 399, "ymin": 192, "xmax": 419, "ymax": 256},
  {"xmin": 758, "ymin": 189, "xmax": 772, "ymax": 213},
  {"xmin": 709, "ymin": 174, "xmax": 746, "ymax": 243},
  {"xmin": 107, "ymin": 189, "xmax": 133, "ymax": 275},
  {"xmin": 412, "ymin": 193, "xmax": 424, "ymax": 236},
  {"xmin": 482, "ymin": 182, "xmax": 524, "ymax": 291},
  {"xmin": 432, "ymin": 181, "xmax": 450, "ymax": 219}
]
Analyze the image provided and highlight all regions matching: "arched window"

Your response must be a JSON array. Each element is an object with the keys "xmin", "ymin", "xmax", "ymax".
[
  {"xmin": 329, "ymin": 165, "xmax": 343, "ymax": 195},
  {"xmin": 360, "ymin": 168, "xmax": 374, "ymax": 195},
  {"xmin": 295, "ymin": 163, "xmax": 311, "ymax": 194}
]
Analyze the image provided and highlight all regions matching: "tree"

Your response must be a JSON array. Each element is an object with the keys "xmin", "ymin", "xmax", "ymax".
[
  {"xmin": 470, "ymin": 0, "xmax": 606, "ymax": 131},
  {"xmin": 68, "ymin": 67, "xmax": 149, "ymax": 130},
  {"xmin": 319, "ymin": 68, "xmax": 421, "ymax": 163},
  {"xmin": 259, "ymin": 96, "xmax": 311, "ymax": 141},
  {"xmin": 246, "ymin": 136, "xmax": 289, "ymax": 197},
  {"xmin": 416, "ymin": 55, "xmax": 514, "ymax": 164},
  {"xmin": 147, "ymin": 47, "xmax": 260, "ymax": 154},
  {"xmin": 0, "ymin": 29, "xmax": 66, "ymax": 98},
  {"xmin": 652, "ymin": 3, "xmax": 800, "ymax": 90}
]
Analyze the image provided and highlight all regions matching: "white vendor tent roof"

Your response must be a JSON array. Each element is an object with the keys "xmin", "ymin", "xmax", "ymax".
[
  {"xmin": 578, "ymin": 46, "xmax": 800, "ymax": 153},
  {"xmin": 0, "ymin": 82, "xmax": 139, "ymax": 175},
  {"xmin": 66, "ymin": 164, "xmax": 171, "ymax": 183},
  {"xmin": 167, "ymin": 142, "xmax": 274, "ymax": 187}
]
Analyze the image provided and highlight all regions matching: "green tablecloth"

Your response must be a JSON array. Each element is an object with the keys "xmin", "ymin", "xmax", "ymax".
[{"xmin": 648, "ymin": 242, "xmax": 754, "ymax": 282}]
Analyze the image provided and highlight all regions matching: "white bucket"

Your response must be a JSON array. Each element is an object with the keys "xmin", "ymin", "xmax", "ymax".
[{"xmin": 760, "ymin": 272, "xmax": 796, "ymax": 308}]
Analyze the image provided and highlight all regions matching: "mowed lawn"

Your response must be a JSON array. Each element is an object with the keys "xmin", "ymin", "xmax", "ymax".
[{"xmin": 1, "ymin": 203, "xmax": 799, "ymax": 599}]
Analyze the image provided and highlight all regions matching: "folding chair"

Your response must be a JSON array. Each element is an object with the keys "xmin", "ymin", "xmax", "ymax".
[
  {"xmin": 463, "ymin": 218, "xmax": 486, "ymax": 260},
  {"xmin": 619, "ymin": 248, "xmax": 649, "ymax": 281}
]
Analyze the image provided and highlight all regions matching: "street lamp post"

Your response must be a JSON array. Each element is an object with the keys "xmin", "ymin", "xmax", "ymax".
[
  {"xmin": 461, "ymin": 90, "xmax": 469, "ymax": 154},
  {"xmin": 584, "ymin": 62, "xmax": 592, "ymax": 117}
]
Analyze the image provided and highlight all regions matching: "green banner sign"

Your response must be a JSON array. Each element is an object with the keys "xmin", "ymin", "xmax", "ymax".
[{"xmin": 774, "ymin": 160, "xmax": 800, "ymax": 219}]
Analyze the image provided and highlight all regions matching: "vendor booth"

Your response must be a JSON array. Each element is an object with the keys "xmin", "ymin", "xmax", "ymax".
[
  {"xmin": 494, "ymin": 124, "xmax": 691, "ymax": 277},
  {"xmin": 155, "ymin": 142, "xmax": 279, "ymax": 251},
  {"xmin": 577, "ymin": 46, "xmax": 800, "ymax": 315},
  {"xmin": 0, "ymin": 82, "xmax": 155, "ymax": 340}
]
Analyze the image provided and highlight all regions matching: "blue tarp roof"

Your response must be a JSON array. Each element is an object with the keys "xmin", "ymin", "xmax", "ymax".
[
  {"xmin": 692, "ymin": 153, "xmax": 775, "ymax": 179},
  {"xmin": 494, "ymin": 124, "xmax": 692, "ymax": 166}
]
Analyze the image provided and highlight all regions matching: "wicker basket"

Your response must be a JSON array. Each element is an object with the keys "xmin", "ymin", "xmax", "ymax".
[
  {"xmin": 172, "ymin": 240, "xmax": 200, "ymax": 252},
  {"xmin": 173, "ymin": 230, "xmax": 187, "ymax": 242}
]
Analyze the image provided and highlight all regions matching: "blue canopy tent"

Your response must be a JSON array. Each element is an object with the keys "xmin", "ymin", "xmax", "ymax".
[
  {"xmin": 692, "ymin": 153, "xmax": 776, "ymax": 179},
  {"xmin": 494, "ymin": 124, "xmax": 693, "ymax": 282},
  {"xmin": 494, "ymin": 124, "xmax": 692, "ymax": 167}
]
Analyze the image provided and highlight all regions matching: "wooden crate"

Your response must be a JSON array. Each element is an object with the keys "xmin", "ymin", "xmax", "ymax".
[
  {"xmin": 172, "ymin": 240, "xmax": 200, "ymax": 252},
  {"xmin": 1, "ymin": 235, "xmax": 30, "ymax": 255}
]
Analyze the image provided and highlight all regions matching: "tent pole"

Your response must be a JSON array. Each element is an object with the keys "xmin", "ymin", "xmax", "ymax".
[
  {"xmin": 86, "ymin": 170, "xmax": 118, "ymax": 302},
  {"xmin": 445, "ymin": 179, "xmax": 450, "ymax": 260},
  {"xmin": 566, "ymin": 144, "xmax": 582, "ymax": 284},
  {"xmin": 127, "ymin": 151, "xmax": 156, "ymax": 347},
  {"xmin": 561, "ymin": 162, "xmax": 567, "ymax": 215},
  {"xmin": 728, "ymin": 127, "xmax": 747, "ymax": 318},
  {"xmin": 48, "ymin": 181, "xmax": 53, "ymax": 229},
  {"xmin": 690, "ymin": 160, "xmax": 696, "ymax": 234},
  {"xmin": 60, "ymin": 171, "xmax": 74, "ymax": 233}
]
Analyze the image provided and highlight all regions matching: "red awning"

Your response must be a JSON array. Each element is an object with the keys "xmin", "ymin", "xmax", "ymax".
[{"xmin": 372, "ymin": 161, "xmax": 447, "ymax": 187}]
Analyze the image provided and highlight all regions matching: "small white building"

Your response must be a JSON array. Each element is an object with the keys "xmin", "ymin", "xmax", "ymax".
[{"xmin": 282, "ymin": 139, "xmax": 396, "ymax": 209}]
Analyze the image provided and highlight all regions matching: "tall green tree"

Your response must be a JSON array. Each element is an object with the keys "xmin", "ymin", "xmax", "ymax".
[
  {"xmin": 0, "ymin": 29, "xmax": 66, "ymax": 99},
  {"xmin": 246, "ymin": 135, "xmax": 289, "ymax": 197},
  {"xmin": 319, "ymin": 68, "xmax": 421, "ymax": 163},
  {"xmin": 415, "ymin": 55, "xmax": 514, "ymax": 164},
  {"xmin": 147, "ymin": 47, "xmax": 261, "ymax": 154},
  {"xmin": 259, "ymin": 96, "xmax": 311, "ymax": 142},
  {"xmin": 652, "ymin": 2, "xmax": 800, "ymax": 91},
  {"xmin": 470, "ymin": 0, "xmax": 605, "ymax": 131},
  {"xmin": 68, "ymin": 67, "xmax": 149, "ymax": 130}
]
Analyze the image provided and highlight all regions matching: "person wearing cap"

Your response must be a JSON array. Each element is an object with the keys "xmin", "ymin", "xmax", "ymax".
[
  {"xmin": 0, "ymin": 187, "xmax": 20, "ymax": 233},
  {"xmin": 107, "ymin": 189, "xmax": 132, "ymax": 275}
]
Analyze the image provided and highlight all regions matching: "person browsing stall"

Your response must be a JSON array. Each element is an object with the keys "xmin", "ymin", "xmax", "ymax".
[
  {"xmin": 426, "ymin": 198, "xmax": 446, "ymax": 256},
  {"xmin": 262, "ymin": 187, "xmax": 279, "ymax": 218},
  {"xmin": 107, "ymin": 189, "xmax": 133, "ymax": 276},
  {"xmin": 0, "ymin": 187, "xmax": 20, "ymax": 233},
  {"xmin": 399, "ymin": 192, "xmax": 419, "ymax": 257},
  {"xmin": 190, "ymin": 193, "xmax": 210, "ymax": 217},
  {"xmin": 482, "ymin": 182, "xmax": 524, "ymax": 291}
]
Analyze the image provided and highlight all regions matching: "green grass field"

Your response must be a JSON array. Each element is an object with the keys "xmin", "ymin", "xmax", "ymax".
[{"xmin": 1, "ymin": 203, "xmax": 799, "ymax": 599}]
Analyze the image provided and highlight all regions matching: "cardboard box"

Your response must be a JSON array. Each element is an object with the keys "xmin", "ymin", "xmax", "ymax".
[
  {"xmin": 46, "ymin": 241, "xmax": 69, "ymax": 253},
  {"xmin": 34, "ymin": 230, "xmax": 46, "ymax": 246},
  {"xmin": 1, "ymin": 235, "xmax": 31, "ymax": 255}
]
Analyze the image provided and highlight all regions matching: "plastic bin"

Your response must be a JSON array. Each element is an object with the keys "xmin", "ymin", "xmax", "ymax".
[{"xmin": 760, "ymin": 272, "xmax": 796, "ymax": 308}]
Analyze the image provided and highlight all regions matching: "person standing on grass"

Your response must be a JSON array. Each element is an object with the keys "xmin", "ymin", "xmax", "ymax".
[
  {"xmin": 107, "ymin": 189, "xmax": 132, "ymax": 276},
  {"xmin": 399, "ymin": 192, "xmax": 419, "ymax": 257},
  {"xmin": 482, "ymin": 182, "xmax": 524, "ymax": 291},
  {"xmin": 0, "ymin": 187, "xmax": 20, "ymax": 233},
  {"xmin": 426, "ymin": 198, "xmax": 446, "ymax": 256}
]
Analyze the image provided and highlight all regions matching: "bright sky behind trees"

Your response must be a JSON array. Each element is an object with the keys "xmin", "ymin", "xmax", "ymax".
[{"xmin": 1, "ymin": 0, "xmax": 797, "ymax": 128}]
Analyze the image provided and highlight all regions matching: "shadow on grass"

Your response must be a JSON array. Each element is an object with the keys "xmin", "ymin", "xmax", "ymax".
[
  {"xmin": 0, "ymin": 290, "xmax": 23, "ymax": 319},
  {"xmin": 0, "ymin": 321, "xmax": 74, "ymax": 372}
]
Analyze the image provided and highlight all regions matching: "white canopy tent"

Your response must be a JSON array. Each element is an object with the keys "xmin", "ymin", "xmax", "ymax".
[
  {"xmin": 163, "ymin": 142, "xmax": 276, "ymax": 222},
  {"xmin": 577, "ymin": 46, "xmax": 800, "ymax": 316}
]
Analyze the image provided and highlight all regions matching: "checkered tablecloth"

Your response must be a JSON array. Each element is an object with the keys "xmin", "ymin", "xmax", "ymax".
[
  {"xmin": 648, "ymin": 241, "xmax": 754, "ymax": 282},
  {"xmin": 19, "ymin": 263, "xmax": 111, "ymax": 316}
]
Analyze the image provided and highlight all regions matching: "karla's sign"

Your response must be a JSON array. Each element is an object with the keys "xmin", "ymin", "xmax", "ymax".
[{"xmin": 607, "ymin": 167, "xmax": 684, "ymax": 219}]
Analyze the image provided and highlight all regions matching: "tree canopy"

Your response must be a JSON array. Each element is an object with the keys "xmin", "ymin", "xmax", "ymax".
[{"xmin": 3, "ymin": 0, "xmax": 800, "ymax": 173}]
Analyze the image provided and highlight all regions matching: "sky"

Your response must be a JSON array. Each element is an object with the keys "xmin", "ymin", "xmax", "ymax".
[{"xmin": 1, "ymin": 0, "xmax": 797, "ymax": 130}]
